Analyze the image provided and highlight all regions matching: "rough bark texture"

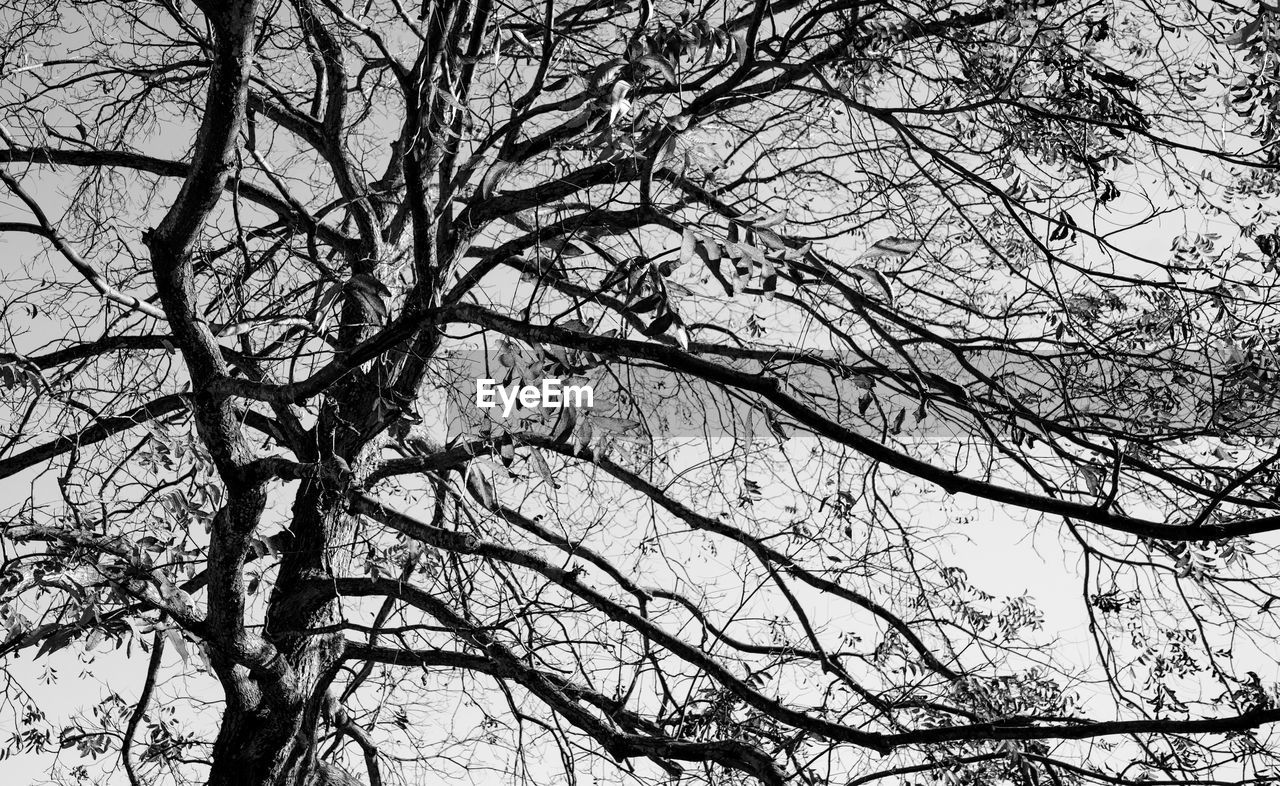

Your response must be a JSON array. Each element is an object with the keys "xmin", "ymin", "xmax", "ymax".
[{"xmin": 141, "ymin": 2, "xmax": 352, "ymax": 784}]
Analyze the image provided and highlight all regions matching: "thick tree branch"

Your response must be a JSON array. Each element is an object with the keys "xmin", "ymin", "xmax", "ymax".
[
  {"xmin": 442, "ymin": 304, "xmax": 1280, "ymax": 543},
  {"xmin": 0, "ymin": 393, "xmax": 188, "ymax": 481},
  {"xmin": 0, "ymin": 147, "xmax": 356, "ymax": 249}
]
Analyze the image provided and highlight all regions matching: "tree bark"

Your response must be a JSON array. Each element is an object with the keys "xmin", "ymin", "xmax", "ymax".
[
  {"xmin": 205, "ymin": 477, "xmax": 357, "ymax": 786},
  {"xmin": 130, "ymin": 2, "xmax": 363, "ymax": 781}
]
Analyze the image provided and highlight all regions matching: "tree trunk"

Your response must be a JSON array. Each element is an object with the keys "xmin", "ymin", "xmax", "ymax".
[
  {"xmin": 206, "ymin": 692, "xmax": 324, "ymax": 786},
  {"xmin": 205, "ymin": 473, "xmax": 360, "ymax": 785}
]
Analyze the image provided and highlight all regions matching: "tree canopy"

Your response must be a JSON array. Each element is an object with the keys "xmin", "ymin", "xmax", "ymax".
[{"xmin": 5, "ymin": 0, "xmax": 1280, "ymax": 784}]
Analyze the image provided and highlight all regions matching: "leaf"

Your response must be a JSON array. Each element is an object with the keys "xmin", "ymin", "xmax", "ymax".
[
  {"xmin": 700, "ymin": 237, "xmax": 722, "ymax": 264},
  {"xmin": 542, "ymin": 238, "xmax": 587, "ymax": 257},
  {"xmin": 1227, "ymin": 17, "xmax": 1263, "ymax": 48},
  {"xmin": 643, "ymin": 311, "xmax": 675, "ymax": 336},
  {"xmin": 542, "ymin": 74, "xmax": 573, "ymax": 92},
  {"xmin": 760, "ymin": 256, "xmax": 778, "ymax": 300},
  {"xmin": 754, "ymin": 210, "xmax": 787, "ymax": 229},
  {"xmin": 587, "ymin": 415, "xmax": 641, "ymax": 433},
  {"xmin": 735, "ymin": 241, "xmax": 767, "ymax": 267},
  {"xmin": 165, "ymin": 629, "xmax": 190, "ymax": 664},
  {"xmin": 695, "ymin": 236, "xmax": 728, "ymax": 288},
  {"xmin": 636, "ymin": 54, "xmax": 677, "ymax": 83},
  {"xmin": 723, "ymin": 242, "xmax": 762, "ymax": 295},
  {"xmin": 607, "ymin": 80, "xmax": 633, "ymax": 124},
  {"xmin": 542, "ymin": 343, "xmax": 573, "ymax": 372},
  {"xmin": 479, "ymin": 159, "xmax": 514, "ymax": 200},
  {"xmin": 623, "ymin": 263, "xmax": 650, "ymax": 296},
  {"xmin": 731, "ymin": 32, "xmax": 748, "ymax": 68},
  {"xmin": 680, "ymin": 227, "xmax": 698, "ymax": 268},
  {"xmin": 497, "ymin": 340, "xmax": 519, "ymax": 368},
  {"xmin": 507, "ymin": 29, "xmax": 532, "ymax": 51},
  {"xmin": 863, "ymin": 236, "xmax": 921, "ymax": 258},
  {"xmin": 558, "ymin": 318, "xmax": 592, "ymax": 333},
  {"xmin": 347, "ymin": 272, "xmax": 390, "ymax": 299},
  {"xmin": 658, "ymin": 134, "xmax": 685, "ymax": 174},
  {"xmin": 570, "ymin": 415, "xmax": 593, "ymax": 453},
  {"xmin": 890, "ymin": 408, "xmax": 906, "ymax": 435},
  {"xmin": 755, "ymin": 228, "xmax": 787, "ymax": 251},
  {"xmin": 310, "ymin": 280, "xmax": 344, "ymax": 330},
  {"xmin": 1049, "ymin": 210, "xmax": 1077, "ymax": 242},
  {"xmin": 590, "ymin": 57, "xmax": 628, "ymax": 91},
  {"xmin": 84, "ymin": 628, "xmax": 104, "ymax": 653},
  {"xmin": 670, "ymin": 322, "xmax": 690, "ymax": 350},
  {"xmin": 0, "ymin": 356, "xmax": 42, "ymax": 391},
  {"xmin": 852, "ymin": 265, "xmax": 895, "ymax": 306},
  {"xmin": 529, "ymin": 448, "xmax": 558, "ymax": 488},
  {"xmin": 1081, "ymin": 466, "xmax": 1104, "ymax": 496},
  {"xmin": 762, "ymin": 273, "xmax": 778, "ymax": 299},
  {"xmin": 629, "ymin": 293, "xmax": 664, "ymax": 313},
  {"xmin": 465, "ymin": 463, "xmax": 498, "ymax": 508}
]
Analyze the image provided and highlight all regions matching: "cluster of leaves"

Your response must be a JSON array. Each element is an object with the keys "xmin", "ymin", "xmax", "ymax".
[{"xmin": 1231, "ymin": 6, "xmax": 1280, "ymax": 159}]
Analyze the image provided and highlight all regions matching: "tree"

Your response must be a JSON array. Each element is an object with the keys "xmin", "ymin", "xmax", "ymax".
[{"xmin": 5, "ymin": 0, "xmax": 1280, "ymax": 783}]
